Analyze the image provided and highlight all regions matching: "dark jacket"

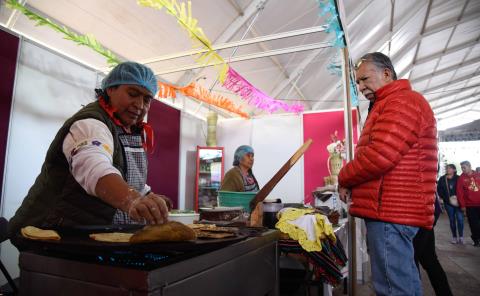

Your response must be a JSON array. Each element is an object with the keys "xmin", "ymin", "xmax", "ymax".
[
  {"xmin": 437, "ymin": 175, "xmax": 458, "ymax": 205},
  {"xmin": 8, "ymin": 101, "xmax": 126, "ymax": 237},
  {"xmin": 339, "ymin": 79, "xmax": 438, "ymax": 229}
]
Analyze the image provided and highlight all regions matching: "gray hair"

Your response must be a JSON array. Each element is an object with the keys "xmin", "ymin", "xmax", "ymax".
[
  {"xmin": 460, "ymin": 160, "xmax": 471, "ymax": 167},
  {"xmin": 356, "ymin": 52, "xmax": 398, "ymax": 80}
]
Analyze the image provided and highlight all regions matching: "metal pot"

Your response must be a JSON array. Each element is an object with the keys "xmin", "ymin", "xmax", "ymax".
[{"xmin": 262, "ymin": 200, "xmax": 283, "ymax": 229}]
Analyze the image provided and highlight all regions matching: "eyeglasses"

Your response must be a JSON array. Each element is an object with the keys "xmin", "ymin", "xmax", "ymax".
[{"xmin": 354, "ymin": 58, "xmax": 368, "ymax": 69}]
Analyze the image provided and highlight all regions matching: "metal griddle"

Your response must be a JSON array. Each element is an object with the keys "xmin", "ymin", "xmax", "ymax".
[{"xmin": 16, "ymin": 224, "xmax": 249, "ymax": 255}]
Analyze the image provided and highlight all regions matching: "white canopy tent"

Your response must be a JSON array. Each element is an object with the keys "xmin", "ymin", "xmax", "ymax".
[
  {"xmin": 0, "ymin": 1, "xmax": 479, "ymax": 294},
  {"xmin": 2, "ymin": 0, "xmax": 477, "ymax": 127}
]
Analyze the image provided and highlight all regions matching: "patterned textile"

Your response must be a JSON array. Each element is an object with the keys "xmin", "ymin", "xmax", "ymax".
[
  {"xmin": 279, "ymin": 236, "xmax": 347, "ymax": 286},
  {"xmin": 276, "ymin": 208, "xmax": 336, "ymax": 252},
  {"xmin": 242, "ymin": 170, "xmax": 259, "ymax": 192},
  {"xmin": 112, "ymin": 126, "xmax": 148, "ymax": 224}
]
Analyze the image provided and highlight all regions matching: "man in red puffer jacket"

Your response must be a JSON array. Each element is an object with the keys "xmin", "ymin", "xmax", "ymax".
[
  {"xmin": 457, "ymin": 160, "xmax": 480, "ymax": 246},
  {"xmin": 338, "ymin": 52, "xmax": 437, "ymax": 296}
]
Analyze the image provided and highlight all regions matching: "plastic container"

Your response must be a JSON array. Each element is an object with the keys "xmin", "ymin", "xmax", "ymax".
[
  {"xmin": 168, "ymin": 212, "xmax": 200, "ymax": 224},
  {"xmin": 217, "ymin": 191, "xmax": 257, "ymax": 213}
]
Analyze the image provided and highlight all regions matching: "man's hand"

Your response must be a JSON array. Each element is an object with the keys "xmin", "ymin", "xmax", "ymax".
[
  {"xmin": 461, "ymin": 207, "xmax": 467, "ymax": 216},
  {"xmin": 147, "ymin": 192, "xmax": 173, "ymax": 211},
  {"xmin": 339, "ymin": 187, "xmax": 350, "ymax": 203},
  {"xmin": 128, "ymin": 194, "xmax": 169, "ymax": 225}
]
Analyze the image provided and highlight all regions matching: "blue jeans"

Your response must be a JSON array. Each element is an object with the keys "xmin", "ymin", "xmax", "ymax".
[
  {"xmin": 365, "ymin": 220, "xmax": 422, "ymax": 296},
  {"xmin": 445, "ymin": 204, "xmax": 464, "ymax": 238}
]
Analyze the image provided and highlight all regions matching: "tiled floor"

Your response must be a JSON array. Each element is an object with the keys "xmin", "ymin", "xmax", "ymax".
[
  {"xmin": 353, "ymin": 213, "xmax": 480, "ymax": 296},
  {"xmin": 280, "ymin": 212, "xmax": 480, "ymax": 295}
]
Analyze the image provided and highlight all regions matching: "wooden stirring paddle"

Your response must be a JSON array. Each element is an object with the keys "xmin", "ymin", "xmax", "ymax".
[{"xmin": 249, "ymin": 139, "xmax": 313, "ymax": 212}]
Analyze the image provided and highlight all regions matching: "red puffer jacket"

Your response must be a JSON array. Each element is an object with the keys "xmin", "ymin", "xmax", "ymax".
[{"xmin": 338, "ymin": 79, "xmax": 437, "ymax": 229}]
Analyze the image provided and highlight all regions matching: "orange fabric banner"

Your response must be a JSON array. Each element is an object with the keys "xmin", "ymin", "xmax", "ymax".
[{"xmin": 157, "ymin": 81, "xmax": 248, "ymax": 118}]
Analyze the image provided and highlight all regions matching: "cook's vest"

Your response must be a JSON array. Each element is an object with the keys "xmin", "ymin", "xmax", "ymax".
[{"xmin": 8, "ymin": 101, "xmax": 148, "ymax": 237}]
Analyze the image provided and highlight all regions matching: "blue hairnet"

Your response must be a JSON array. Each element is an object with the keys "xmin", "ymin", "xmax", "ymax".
[
  {"xmin": 233, "ymin": 145, "xmax": 254, "ymax": 166},
  {"xmin": 102, "ymin": 62, "xmax": 158, "ymax": 96}
]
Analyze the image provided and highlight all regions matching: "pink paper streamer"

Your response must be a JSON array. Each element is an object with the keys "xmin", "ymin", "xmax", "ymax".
[{"xmin": 222, "ymin": 67, "xmax": 305, "ymax": 114}]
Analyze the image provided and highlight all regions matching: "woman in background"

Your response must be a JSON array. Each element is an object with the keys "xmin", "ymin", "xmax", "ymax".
[
  {"xmin": 221, "ymin": 145, "xmax": 259, "ymax": 192},
  {"xmin": 437, "ymin": 164, "xmax": 464, "ymax": 244},
  {"xmin": 221, "ymin": 145, "xmax": 261, "ymax": 225}
]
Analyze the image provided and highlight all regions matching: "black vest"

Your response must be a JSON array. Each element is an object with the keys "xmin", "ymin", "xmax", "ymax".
[{"xmin": 8, "ymin": 101, "xmax": 126, "ymax": 237}]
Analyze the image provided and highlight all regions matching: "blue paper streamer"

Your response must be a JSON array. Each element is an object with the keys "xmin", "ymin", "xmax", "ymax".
[
  {"xmin": 316, "ymin": 0, "xmax": 345, "ymax": 48},
  {"xmin": 316, "ymin": 0, "xmax": 358, "ymax": 106}
]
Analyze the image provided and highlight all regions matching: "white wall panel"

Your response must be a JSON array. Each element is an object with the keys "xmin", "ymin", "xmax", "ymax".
[
  {"xmin": 217, "ymin": 118, "xmax": 254, "ymax": 173},
  {"xmin": 1, "ymin": 39, "xmax": 98, "ymax": 282},
  {"xmin": 251, "ymin": 115, "xmax": 304, "ymax": 204},
  {"xmin": 178, "ymin": 113, "xmax": 206, "ymax": 210}
]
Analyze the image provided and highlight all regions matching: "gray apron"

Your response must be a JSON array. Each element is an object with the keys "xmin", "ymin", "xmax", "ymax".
[{"xmin": 112, "ymin": 126, "xmax": 148, "ymax": 224}]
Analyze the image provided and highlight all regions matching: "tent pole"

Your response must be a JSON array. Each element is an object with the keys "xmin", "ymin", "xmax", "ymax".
[{"xmin": 341, "ymin": 46, "xmax": 356, "ymax": 296}]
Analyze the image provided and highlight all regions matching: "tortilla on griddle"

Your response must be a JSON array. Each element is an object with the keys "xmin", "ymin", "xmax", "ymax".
[
  {"xmin": 89, "ymin": 232, "xmax": 134, "ymax": 243},
  {"xmin": 187, "ymin": 223, "xmax": 216, "ymax": 230},
  {"xmin": 195, "ymin": 231, "xmax": 236, "ymax": 239},
  {"xmin": 130, "ymin": 221, "xmax": 196, "ymax": 243},
  {"xmin": 21, "ymin": 226, "xmax": 61, "ymax": 241}
]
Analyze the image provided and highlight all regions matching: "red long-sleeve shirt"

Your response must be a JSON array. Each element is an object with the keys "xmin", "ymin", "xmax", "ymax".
[{"xmin": 456, "ymin": 172, "xmax": 480, "ymax": 208}]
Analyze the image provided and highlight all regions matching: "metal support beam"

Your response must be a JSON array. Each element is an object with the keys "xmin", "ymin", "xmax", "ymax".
[
  {"xmin": 247, "ymin": 27, "xmax": 310, "ymax": 108},
  {"xmin": 423, "ymin": 10, "xmax": 479, "ymax": 38},
  {"xmin": 175, "ymin": 0, "xmax": 268, "ymax": 84},
  {"xmin": 5, "ymin": 0, "xmax": 27, "ymax": 29},
  {"xmin": 411, "ymin": 56, "xmax": 480, "ymax": 84},
  {"xmin": 398, "ymin": 38, "xmax": 479, "ymax": 78},
  {"xmin": 433, "ymin": 92, "xmax": 480, "ymax": 110},
  {"xmin": 216, "ymin": 0, "xmax": 268, "ymax": 44},
  {"xmin": 437, "ymin": 106, "xmax": 474, "ymax": 120},
  {"xmin": 342, "ymin": 47, "xmax": 356, "ymax": 296},
  {"xmin": 154, "ymin": 42, "xmax": 332, "ymax": 75},
  {"xmin": 436, "ymin": 97, "xmax": 480, "ymax": 116},
  {"xmin": 422, "ymin": 72, "xmax": 479, "ymax": 94},
  {"xmin": 140, "ymin": 25, "xmax": 326, "ymax": 65},
  {"xmin": 366, "ymin": 1, "xmax": 427, "ymax": 53},
  {"xmin": 386, "ymin": 0, "xmax": 395, "ymax": 56},
  {"xmin": 269, "ymin": 48, "xmax": 323, "ymax": 98},
  {"xmin": 406, "ymin": 0, "xmax": 433, "ymax": 79},
  {"xmin": 5, "ymin": 2, "xmax": 127, "ymax": 71},
  {"xmin": 428, "ymin": 84, "xmax": 480, "ymax": 104},
  {"xmin": 346, "ymin": 0, "xmax": 374, "ymax": 25}
]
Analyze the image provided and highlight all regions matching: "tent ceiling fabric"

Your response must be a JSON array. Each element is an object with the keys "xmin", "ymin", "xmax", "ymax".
[{"xmin": 0, "ymin": 0, "xmax": 479, "ymax": 127}]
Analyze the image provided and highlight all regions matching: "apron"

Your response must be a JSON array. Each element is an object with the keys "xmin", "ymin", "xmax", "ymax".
[{"xmin": 112, "ymin": 126, "xmax": 148, "ymax": 224}]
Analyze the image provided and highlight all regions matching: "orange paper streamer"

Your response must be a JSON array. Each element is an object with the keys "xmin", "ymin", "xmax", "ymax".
[{"xmin": 157, "ymin": 81, "xmax": 249, "ymax": 118}]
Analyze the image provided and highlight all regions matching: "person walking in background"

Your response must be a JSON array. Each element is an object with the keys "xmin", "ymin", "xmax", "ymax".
[
  {"xmin": 437, "ymin": 164, "xmax": 464, "ymax": 244},
  {"xmin": 457, "ymin": 161, "xmax": 480, "ymax": 247},
  {"xmin": 414, "ymin": 193, "xmax": 453, "ymax": 296}
]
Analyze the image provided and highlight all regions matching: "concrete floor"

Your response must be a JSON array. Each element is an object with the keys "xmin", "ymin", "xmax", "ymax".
[{"xmin": 354, "ymin": 213, "xmax": 480, "ymax": 296}]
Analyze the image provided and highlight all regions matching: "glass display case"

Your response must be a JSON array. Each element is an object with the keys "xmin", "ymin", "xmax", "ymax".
[{"xmin": 195, "ymin": 146, "xmax": 224, "ymax": 210}]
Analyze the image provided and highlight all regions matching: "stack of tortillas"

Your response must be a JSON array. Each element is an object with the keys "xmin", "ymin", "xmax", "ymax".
[
  {"xmin": 21, "ymin": 226, "xmax": 61, "ymax": 241},
  {"xmin": 187, "ymin": 224, "xmax": 238, "ymax": 239}
]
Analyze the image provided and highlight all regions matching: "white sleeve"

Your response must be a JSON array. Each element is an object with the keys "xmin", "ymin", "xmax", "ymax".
[{"xmin": 62, "ymin": 118, "xmax": 122, "ymax": 196}]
